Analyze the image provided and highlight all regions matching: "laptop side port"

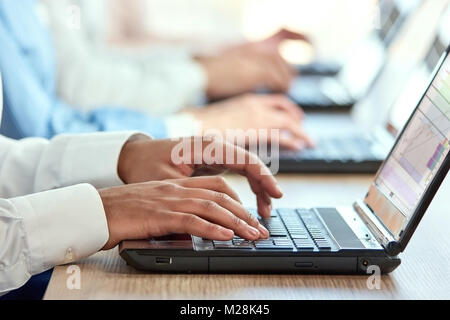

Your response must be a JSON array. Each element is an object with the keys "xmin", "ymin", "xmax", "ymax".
[{"xmin": 155, "ymin": 257, "xmax": 173, "ymax": 265}]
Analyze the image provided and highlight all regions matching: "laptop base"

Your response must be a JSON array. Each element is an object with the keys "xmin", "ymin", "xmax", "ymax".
[
  {"xmin": 277, "ymin": 159, "xmax": 383, "ymax": 174},
  {"xmin": 120, "ymin": 245, "xmax": 401, "ymax": 275},
  {"xmin": 119, "ymin": 207, "xmax": 401, "ymax": 274}
]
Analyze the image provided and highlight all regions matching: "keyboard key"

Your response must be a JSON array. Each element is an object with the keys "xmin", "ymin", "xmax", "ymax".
[
  {"xmin": 294, "ymin": 241, "xmax": 315, "ymax": 251},
  {"xmin": 213, "ymin": 240, "xmax": 233, "ymax": 246},
  {"xmin": 254, "ymin": 244, "xmax": 277, "ymax": 249},
  {"xmin": 290, "ymin": 234, "xmax": 309, "ymax": 239},
  {"xmin": 213, "ymin": 239, "xmax": 254, "ymax": 249},
  {"xmin": 254, "ymin": 240, "xmax": 274, "ymax": 245},
  {"xmin": 315, "ymin": 240, "xmax": 332, "ymax": 250},
  {"xmin": 232, "ymin": 243, "xmax": 255, "ymax": 249},
  {"xmin": 214, "ymin": 244, "xmax": 238, "ymax": 249},
  {"xmin": 274, "ymin": 239, "xmax": 292, "ymax": 245}
]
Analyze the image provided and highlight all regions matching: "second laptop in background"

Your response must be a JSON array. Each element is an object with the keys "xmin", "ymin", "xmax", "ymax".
[
  {"xmin": 289, "ymin": 0, "xmax": 421, "ymax": 112},
  {"xmin": 277, "ymin": 3, "xmax": 449, "ymax": 173}
]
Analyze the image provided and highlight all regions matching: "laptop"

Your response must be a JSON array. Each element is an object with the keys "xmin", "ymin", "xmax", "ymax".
[
  {"xmin": 289, "ymin": 0, "xmax": 421, "ymax": 112},
  {"xmin": 119, "ymin": 46, "xmax": 450, "ymax": 274},
  {"xmin": 389, "ymin": 12, "xmax": 450, "ymax": 131},
  {"xmin": 297, "ymin": 0, "xmax": 410, "ymax": 77},
  {"xmin": 278, "ymin": 14, "xmax": 449, "ymax": 174}
]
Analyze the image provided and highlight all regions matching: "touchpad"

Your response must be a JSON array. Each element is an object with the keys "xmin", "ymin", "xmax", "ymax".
[{"xmin": 316, "ymin": 208, "xmax": 365, "ymax": 249}]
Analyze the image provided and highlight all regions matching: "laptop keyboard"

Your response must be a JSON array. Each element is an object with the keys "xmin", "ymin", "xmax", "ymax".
[
  {"xmin": 280, "ymin": 136, "xmax": 380, "ymax": 162},
  {"xmin": 288, "ymin": 77, "xmax": 354, "ymax": 107},
  {"xmin": 195, "ymin": 209, "xmax": 337, "ymax": 252}
]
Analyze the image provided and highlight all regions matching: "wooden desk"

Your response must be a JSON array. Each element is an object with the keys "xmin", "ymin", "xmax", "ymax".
[{"xmin": 44, "ymin": 173, "xmax": 450, "ymax": 300}]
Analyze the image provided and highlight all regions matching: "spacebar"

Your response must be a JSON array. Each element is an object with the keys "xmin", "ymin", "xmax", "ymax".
[{"xmin": 214, "ymin": 244, "xmax": 253, "ymax": 249}]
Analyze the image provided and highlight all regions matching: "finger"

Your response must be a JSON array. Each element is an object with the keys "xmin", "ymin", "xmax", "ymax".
[
  {"xmin": 277, "ymin": 134, "xmax": 304, "ymax": 151},
  {"xmin": 176, "ymin": 186, "xmax": 269, "ymax": 237},
  {"xmin": 180, "ymin": 138, "xmax": 283, "ymax": 200},
  {"xmin": 270, "ymin": 28, "xmax": 311, "ymax": 43},
  {"xmin": 170, "ymin": 198, "xmax": 262, "ymax": 240},
  {"xmin": 261, "ymin": 56, "xmax": 291, "ymax": 93},
  {"xmin": 169, "ymin": 212, "xmax": 234, "ymax": 241},
  {"xmin": 267, "ymin": 94, "xmax": 304, "ymax": 120},
  {"xmin": 271, "ymin": 54, "xmax": 295, "ymax": 92},
  {"xmin": 219, "ymin": 142, "xmax": 283, "ymax": 199},
  {"xmin": 281, "ymin": 120, "xmax": 315, "ymax": 147},
  {"xmin": 270, "ymin": 112, "xmax": 313, "ymax": 147},
  {"xmin": 257, "ymin": 193, "xmax": 272, "ymax": 218},
  {"xmin": 247, "ymin": 176, "xmax": 273, "ymax": 219},
  {"xmin": 171, "ymin": 176, "xmax": 242, "ymax": 204}
]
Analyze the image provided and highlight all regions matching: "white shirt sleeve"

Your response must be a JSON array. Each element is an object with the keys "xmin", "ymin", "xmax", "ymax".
[
  {"xmin": 0, "ymin": 131, "xmax": 142, "ymax": 198},
  {"xmin": 0, "ymin": 184, "xmax": 109, "ymax": 294},
  {"xmin": 0, "ymin": 131, "xmax": 147, "ymax": 294}
]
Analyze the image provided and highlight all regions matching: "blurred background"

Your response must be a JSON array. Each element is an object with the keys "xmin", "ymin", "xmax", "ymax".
[{"xmin": 125, "ymin": 0, "xmax": 380, "ymax": 63}]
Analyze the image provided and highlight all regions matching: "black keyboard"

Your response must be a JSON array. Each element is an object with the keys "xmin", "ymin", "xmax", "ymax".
[
  {"xmin": 281, "ymin": 136, "xmax": 379, "ymax": 162},
  {"xmin": 288, "ymin": 76, "xmax": 355, "ymax": 111},
  {"xmin": 277, "ymin": 136, "xmax": 384, "ymax": 173},
  {"xmin": 198, "ymin": 209, "xmax": 337, "ymax": 252}
]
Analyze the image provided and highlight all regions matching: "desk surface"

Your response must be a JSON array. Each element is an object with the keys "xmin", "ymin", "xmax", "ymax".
[{"xmin": 44, "ymin": 173, "xmax": 450, "ymax": 300}]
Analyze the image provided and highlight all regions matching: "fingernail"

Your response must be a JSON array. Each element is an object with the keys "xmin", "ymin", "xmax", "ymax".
[
  {"xmin": 276, "ymin": 184, "xmax": 283, "ymax": 195},
  {"xmin": 248, "ymin": 226, "xmax": 260, "ymax": 238},
  {"xmin": 257, "ymin": 224, "xmax": 269, "ymax": 237},
  {"xmin": 295, "ymin": 141, "xmax": 305, "ymax": 150},
  {"xmin": 221, "ymin": 228, "xmax": 234, "ymax": 238}
]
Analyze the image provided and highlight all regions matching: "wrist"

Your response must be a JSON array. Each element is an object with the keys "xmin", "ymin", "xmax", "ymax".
[
  {"xmin": 117, "ymin": 135, "xmax": 151, "ymax": 184},
  {"xmin": 117, "ymin": 140, "xmax": 139, "ymax": 184},
  {"xmin": 98, "ymin": 187, "xmax": 118, "ymax": 250}
]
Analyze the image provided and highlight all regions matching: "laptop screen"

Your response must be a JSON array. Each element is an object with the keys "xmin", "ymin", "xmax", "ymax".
[
  {"xmin": 378, "ymin": 0, "xmax": 421, "ymax": 44},
  {"xmin": 365, "ymin": 49, "xmax": 450, "ymax": 240},
  {"xmin": 378, "ymin": 0, "xmax": 401, "ymax": 43},
  {"xmin": 0, "ymin": 71, "xmax": 2, "ymax": 114},
  {"xmin": 387, "ymin": 5, "xmax": 450, "ymax": 134}
]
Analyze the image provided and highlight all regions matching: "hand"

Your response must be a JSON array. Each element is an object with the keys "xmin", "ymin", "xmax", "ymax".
[
  {"xmin": 99, "ymin": 178, "xmax": 270, "ymax": 250},
  {"xmin": 184, "ymin": 94, "xmax": 313, "ymax": 150},
  {"xmin": 197, "ymin": 29, "xmax": 310, "ymax": 99},
  {"xmin": 118, "ymin": 135, "xmax": 283, "ymax": 217},
  {"xmin": 239, "ymin": 29, "xmax": 310, "ymax": 55}
]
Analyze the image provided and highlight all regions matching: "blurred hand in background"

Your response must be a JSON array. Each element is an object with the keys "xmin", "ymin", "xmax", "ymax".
[
  {"xmin": 196, "ymin": 29, "xmax": 310, "ymax": 100},
  {"xmin": 182, "ymin": 94, "xmax": 313, "ymax": 151}
]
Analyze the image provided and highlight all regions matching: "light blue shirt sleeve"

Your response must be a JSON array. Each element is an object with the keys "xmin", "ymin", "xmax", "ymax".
[{"xmin": 0, "ymin": 1, "xmax": 167, "ymax": 139}]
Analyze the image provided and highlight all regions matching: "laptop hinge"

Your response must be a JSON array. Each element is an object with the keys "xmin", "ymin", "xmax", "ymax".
[{"xmin": 353, "ymin": 201, "xmax": 401, "ymax": 256}]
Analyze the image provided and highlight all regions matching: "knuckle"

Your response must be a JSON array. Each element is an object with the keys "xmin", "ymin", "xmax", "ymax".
[
  {"xmin": 183, "ymin": 198, "xmax": 201, "ymax": 210},
  {"xmin": 201, "ymin": 200, "xmax": 218, "ymax": 211},
  {"xmin": 247, "ymin": 212, "xmax": 258, "ymax": 225},
  {"xmin": 205, "ymin": 222, "xmax": 219, "ymax": 234},
  {"xmin": 181, "ymin": 214, "xmax": 199, "ymax": 227},
  {"xmin": 213, "ymin": 191, "xmax": 229, "ymax": 203},
  {"xmin": 214, "ymin": 176, "xmax": 227, "ymax": 186},
  {"xmin": 157, "ymin": 182, "xmax": 178, "ymax": 193},
  {"xmin": 232, "ymin": 215, "xmax": 242, "ymax": 228}
]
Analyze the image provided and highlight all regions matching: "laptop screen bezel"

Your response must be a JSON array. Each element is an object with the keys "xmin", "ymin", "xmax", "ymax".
[{"xmin": 364, "ymin": 45, "xmax": 450, "ymax": 253}]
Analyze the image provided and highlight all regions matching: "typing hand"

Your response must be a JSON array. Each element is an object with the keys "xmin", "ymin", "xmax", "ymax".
[
  {"xmin": 184, "ymin": 94, "xmax": 313, "ymax": 150},
  {"xmin": 241, "ymin": 29, "xmax": 311, "ymax": 55},
  {"xmin": 99, "ymin": 178, "xmax": 270, "ymax": 249},
  {"xmin": 197, "ymin": 29, "xmax": 310, "ymax": 98},
  {"xmin": 117, "ymin": 136, "xmax": 283, "ymax": 217}
]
